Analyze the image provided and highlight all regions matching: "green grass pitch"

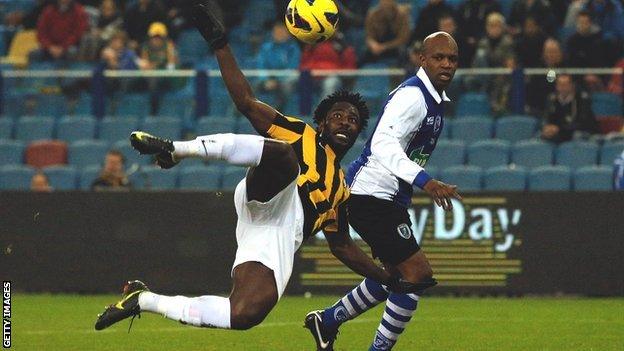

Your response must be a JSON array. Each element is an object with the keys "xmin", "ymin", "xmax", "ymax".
[{"xmin": 12, "ymin": 294, "xmax": 624, "ymax": 350}]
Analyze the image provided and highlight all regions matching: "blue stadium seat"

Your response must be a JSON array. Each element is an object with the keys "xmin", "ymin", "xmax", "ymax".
[
  {"xmin": 574, "ymin": 166, "xmax": 614, "ymax": 191},
  {"xmin": 73, "ymin": 93, "xmax": 93, "ymax": 115},
  {"xmin": 195, "ymin": 117, "xmax": 235, "ymax": 135},
  {"xmin": 158, "ymin": 92, "xmax": 194, "ymax": 120},
  {"xmin": 79, "ymin": 165, "xmax": 101, "ymax": 190},
  {"xmin": 178, "ymin": 165, "xmax": 221, "ymax": 190},
  {"xmin": 600, "ymin": 142, "xmax": 624, "ymax": 166},
  {"xmin": 528, "ymin": 166, "xmax": 572, "ymax": 191},
  {"xmin": 56, "ymin": 116, "xmax": 96, "ymax": 142},
  {"xmin": 177, "ymin": 29, "xmax": 210, "ymax": 65},
  {"xmin": 451, "ymin": 117, "xmax": 493, "ymax": 143},
  {"xmin": 440, "ymin": 165, "xmax": 482, "ymax": 191},
  {"xmin": 591, "ymin": 92, "xmax": 623, "ymax": 116},
  {"xmin": 343, "ymin": 140, "xmax": 366, "ymax": 167},
  {"xmin": 495, "ymin": 115, "xmax": 539, "ymax": 143},
  {"xmin": 0, "ymin": 140, "xmax": 24, "ymax": 165},
  {"xmin": 511, "ymin": 140, "xmax": 554, "ymax": 168},
  {"xmin": 467, "ymin": 139, "xmax": 510, "ymax": 169},
  {"xmin": 68, "ymin": 140, "xmax": 109, "ymax": 168},
  {"xmin": 208, "ymin": 79, "xmax": 234, "ymax": 117},
  {"xmin": 354, "ymin": 64, "xmax": 390, "ymax": 101},
  {"xmin": 112, "ymin": 93, "xmax": 150, "ymax": 117},
  {"xmin": 427, "ymin": 140, "xmax": 466, "ymax": 168},
  {"xmin": 556, "ymin": 141, "xmax": 599, "ymax": 169},
  {"xmin": 483, "ymin": 166, "xmax": 527, "ymax": 191},
  {"xmin": 235, "ymin": 117, "xmax": 258, "ymax": 135},
  {"xmin": 98, "ymin": 116, "xmax": 139, "ymax": 143},
  {"xmin": 14, "ymin": 116, "xmax": 55, "ymax": 142},
  {"xmin": 222, "ymin": 166, "xmax": 247, "ymax": 191},
  {"xmin": 42, "ymin": 165, "xmax": 78, "ymax": 190},
  {"xmin": 0, "ymin": 118, "xmax": 13, "ymax": 139},
  {"xmin": 137, "ymin": 166, "xmax": 178, "ymax": 190},
  {"xmin": 0, "ymin": 164, "xmax": 35, "ymax": 190},
  {"xmin": 112, "ymin": 140, "xmax": 152, "ymax": 167},
  {"xmin": 141, "ymin": 116, "xmax": 182, "ymax": 140},
  {"xmin": 440, "ymin": 119, "xmax": 452, "ymax": 139},
  {"xmin": 456, "ymin": 92, "xmax": 491, "ymax": 117}
]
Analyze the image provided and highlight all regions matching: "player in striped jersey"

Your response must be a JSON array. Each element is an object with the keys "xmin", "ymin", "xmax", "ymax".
[{"xmin": 95, "ymin": 1, "xmax": 424, "ymax": 334}]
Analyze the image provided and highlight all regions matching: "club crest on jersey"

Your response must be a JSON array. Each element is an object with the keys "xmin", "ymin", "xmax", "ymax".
[
  {"xmin": 397, "ymin": 223, "xmax": 412, "ymax": 239},
  {"xmin": 434, "ymin": 115, "xmax": 442, "ymax": 133}
]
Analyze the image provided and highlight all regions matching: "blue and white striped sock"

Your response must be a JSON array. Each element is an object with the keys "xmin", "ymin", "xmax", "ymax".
[
  {"xmin": 369, "ymin": 293, "xmax": 419, "ymax": 351},
  {"xmin": 321, "ymin": 278, "xmax": 389, "ymax": 330}
]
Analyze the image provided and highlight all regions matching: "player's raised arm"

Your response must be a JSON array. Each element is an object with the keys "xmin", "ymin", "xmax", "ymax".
[{"xmin": 192, "ymin": 0, "xmax": 278, "ymax": 135}]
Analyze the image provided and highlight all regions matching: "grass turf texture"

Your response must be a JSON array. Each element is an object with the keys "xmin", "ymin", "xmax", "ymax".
[{"xmin": 12, "ymin": 294, "xmax": 624, "ymax": 350}]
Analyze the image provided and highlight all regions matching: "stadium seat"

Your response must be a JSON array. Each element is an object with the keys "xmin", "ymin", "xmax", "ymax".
[
  {"xmin": 354, "ymin": 64, "xmax": 390, "ymax": 101},
  {"xmin": 511, "ymin": 140, "xmax": 554, "ymax": 169},
  {"xmin": 0, "ymin": 118, "xmax": 13, "ymax": 139},
  {"xmin": 440, "ymin": 165, "xmax": 482, "ymax": 191},
  {"xmin": 574, "ymin": 166, "xmax": 614, "ymax": 191},
  {"xmin": 494, "ymin": 115, "xmax": 539, "ymax": 143},
  {"xmin": 0, "ymin": 164, "xmax": 35, "ymax": 190},
  {"xmin": 68, "ymin": 140, "xmax": 109, "ymax": 168},
  {"xmin": 427, "ymin": 140, "xmax": 466, "ymax": 168},
  {"xmin": 467, "ymin": 139, "xmax": 510, "ymax": 169},
  {"xmin": 78, "ymin": 165, "xmax": 102, "ymax": 190},
  {"xmin": 178, "ymin": 165, "xmax": 221, "ymax": 190},
  {"xmin": 195, "ymin": 117, "xmax": 235, "ymax": 135},
  {"xmin": 112, "ymin": 140, "xmax": 152, "ymax": 167},
  {"xmin": 14, "ymin": 116, "xmax": 55, "ymax": 142},
  {"xmin": 235, "ymin": 117, "xmax": 258, "ymax": 135},
  {"xmin": 450, "ymin": 117, "xmax": 493, "ymax": 143},
  {"xmin": 97, "ymin": 116, "xmax": 139, "ymax": 143},
  {"xmin": 528, "ymin": 165, "xmax": 572, "ymax": 191},
  {"xmin": 177, "ymin": 29, "xmax": 210, "ymax": 66},
  {"xmin": 600, "ymin": 142, "xmax": 624, "ymax": 166},
  {"xmin": 591, "ymin": 92, "xmax": 623, "ymax": 116},
  {"xmin": 597, "ymin": 115, "xmax": 624, "ymax": 134},
  {"xmin": 158, "ymin": 92, "xmax": 194, "ymax": 120},
  {"xmin": 208, "ymin": 78, "xmax": 233, "ymax": 117},
  {"xmin": 24, "ymin": 140, "xmax": 68, "ymax": 168},
  {"xmin": 483, "ymin": 166, "xmax": 527, "ymax": 191},
  {"xmin": 456, "ymin": 92, "xmax": 491, "ymax": 117},
  {"xmin": 56, "ymin": 116, "xmax": 97, "ymax": 142},
  {"xmin": 440, "ymin": 119, "xmax": 451, "ymax": 139},
  {"xmin": 42, "ymin": 165, "xmax": 78, "ymax": 190},
  {"xmin": 137, "ymin": 166, "xmax": 178, "ymax": 190},
  {"xmin": 222, "ymin": 166, "xmax": 247, "ymax": 190},
  {"xmin": 0, "ymin": 140, "xmax": 24, "ymax": 165},
  {"xmin": 73, "ymin": 93, "xmax": 93, "ymax": 115},
  {"xmin": 140, "ymin": 116, "xmax": 182, "ymax": 140},
  {"xmin": 343, "ymin": 140, "xmax": 366, "ymax": 167},
  {"xmin": 556, "ymin": 141, "xmax": 599, "ymax": 169},
  {"xmin": 111, "ymin": 93, "xmax": 150, "ymax": 117}
]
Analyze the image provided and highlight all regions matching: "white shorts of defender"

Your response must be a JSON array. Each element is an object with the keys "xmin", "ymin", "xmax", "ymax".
[{"xmin": 231, "ymin": 174, "xmax": 304, "ymax": 299}]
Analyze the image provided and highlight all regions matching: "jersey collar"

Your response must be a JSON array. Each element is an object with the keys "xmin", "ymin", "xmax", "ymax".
[{"xmin": 417, "ymin": 68, "xmax": 451, "ymax": 103}]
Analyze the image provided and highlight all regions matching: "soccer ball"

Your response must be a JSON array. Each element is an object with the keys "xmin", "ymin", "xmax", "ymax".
[{"xmin": 285, "ymin": 0, "xmax": 339, "ymax": 44}]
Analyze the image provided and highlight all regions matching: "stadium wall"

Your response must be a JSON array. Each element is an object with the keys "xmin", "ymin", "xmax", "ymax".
[{"xmin": 1, "ymin": 192, "xmax": 623, "ymax": 296}]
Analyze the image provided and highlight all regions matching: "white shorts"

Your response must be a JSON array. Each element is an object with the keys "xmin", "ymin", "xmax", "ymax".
[{"xmin": 231, "ymin": 174, "xmax": 304, "ymax": 299}]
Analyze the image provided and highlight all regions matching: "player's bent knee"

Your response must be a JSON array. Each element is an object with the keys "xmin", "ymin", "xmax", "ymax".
[
  {"xmin": 400, "ymin": 260, "xmax": 434, "ymax": 284},
  {"xmin": 263, "ymin": 141, "xmax": 298, "ymax": 179},
  {"xmin": 230, "ymin": 302, "xmax": 269, "ymax": 330}
]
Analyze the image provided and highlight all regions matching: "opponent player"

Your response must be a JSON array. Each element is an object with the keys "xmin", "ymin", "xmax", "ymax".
[
  {"xmin": 94, "ymin": 1, "xmax": 427, "ymax": 332},
  {"xmin": 305, "ymin": 32, "xmax": 462, "ymax": 350}
]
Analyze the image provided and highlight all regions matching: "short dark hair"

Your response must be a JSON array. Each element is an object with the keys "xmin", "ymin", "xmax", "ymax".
[
  {"xmin": 313, "ymin": 90, "xmax": 370, "ymax": 130},
  {"xmin": 107, "ymin": 149, "xmax": 125, "ymax": 164}
]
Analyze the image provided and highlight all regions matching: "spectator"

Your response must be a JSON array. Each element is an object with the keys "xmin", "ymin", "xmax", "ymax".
[
  {"xmin": 123, "ymin": 0, "xmax": 167, "ymax": 49},
  {"xmin": 490, "ymin": 56, "xmax": 517, "ymax": 116},
  {"xmin": 361, "ymin": 0, "xmax": 411, "ymax": 66},
  {"xmin": 141, "ymin": 22, "xmax": 178, "ymax": 115},
  {"xmin": 564, "ymin": 0, "xmax": 589, "ymax": 29},
  {"xmin": 526, "ymin": 38, "xmax": 566, "ymax": 115},
  {"xmin": 32, "ymin": 0, "xmax": 89, "ymax": 61},
  {"xmin": 615, "ymin": 149, "xmax": 624, "ymax": 190},
  {"xmin": 101, "ymin": 31, "xmax": 140, "ymax": 70},
  {"xmin": 472, "ymin": 13, "xmax": 515, "ymax": 68},
  {"xmin": 607, "ymin": 58, "xmax": 624, "ymax": 95},
  {"xmin": 567, "ymin": 11, "xmax": 605, "ymax": 68},
  {"xmin": 583, "ymin": 0, "xmax": 624, "ymax": 64},
  {"xmin": 336, "ymin": 0, "xmax": 375, "ymax": 29},
  {"xmin": 299, "ymin": 31, "xmax": 357, "ymax": 99},
  {"xmin": 457, "ymin": 0, "xmax": 501, "ymax": 45},
  {"xmin": 403, "ymin": 41, "xmax": 423, "ymax": 77},
  {"xmin": 514, "ymin": 16, "xmax": 547, "ymax": 68},
  {"xmin": 163, "ymin": 0, "xmax": 196, "ymax": 39},
  {"xmin": 541, "ymin": 74, "xmax": 599, "ymax": 143},
  {"xmin": 256, "ymin": 21, "xmax": 301, "ymax": 111},
  {"xmin": 437, "ymin": 13, "xmax": 474, "ymax": 67},
  {"xmin": 91, "ymin": 150, "xmax": 132, "ymax": 190},
  {"xmin": 412, "ymin": 0, "xmax": 456, "ymax": 43},
  {"xmin": 3, "ymin": 0, "xmax": 51, "ymax": 29},
  {"xmin": 79, "ymin": 0, "xmax": 123, "ymax": 61},
  {"xmin": 508, "ymin": 0, "xmax": 556, "ymax": 36},
  {"xmin": 31, "ymin": 172, "xmax": 52, "ymax": 192}
]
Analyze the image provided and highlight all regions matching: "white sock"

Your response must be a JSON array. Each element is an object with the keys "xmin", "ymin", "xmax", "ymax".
[
  {"xmin": 173, "ymin": 133, "xmax": 265, "ymax": 167},
  {"xmin": 138, "ymin": 291, "xmax": 231, "ymax": 329}
]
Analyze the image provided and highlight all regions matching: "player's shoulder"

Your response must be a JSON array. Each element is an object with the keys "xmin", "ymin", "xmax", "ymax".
[{"xmin": 388, "ymin": 84, "xmax": 427, "ymax": 109}]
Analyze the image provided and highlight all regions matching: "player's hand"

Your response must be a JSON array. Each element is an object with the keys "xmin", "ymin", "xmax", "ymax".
[
  {"xmin": 384, "ymin": 275, "xmax": 438, "ymax": 294},
  {"xmin": 192, "ymin": 0, "xmax": 227, "ymax": 50},
  {"xmin": 423, "ymin": 179, "xmax": 462, "ymax": 211}
]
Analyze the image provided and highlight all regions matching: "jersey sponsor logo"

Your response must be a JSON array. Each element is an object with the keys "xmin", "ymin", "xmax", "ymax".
[
  {"xmin": 397, "ymin": 223, "xmax": 412, "ymax": 239},
  {"xmin": 426, "ymin": 116, "xmax": 435, "ymax": 125},
  {"xmin": 333, "ymin": 306, "xmax": 348, "ymax": 322},
  {"xmin": 408, "ymin": 146, "xmax": 430, "ymax": 167}
]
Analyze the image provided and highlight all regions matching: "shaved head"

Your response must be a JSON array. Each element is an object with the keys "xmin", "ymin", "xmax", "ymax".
[
  {"xmin": 419, "ymin": 31, "xmax": 459, "ymax": 92},
  {"xmin": 422, "ymin": 31, "xmax": 458, "ymax": 55}
]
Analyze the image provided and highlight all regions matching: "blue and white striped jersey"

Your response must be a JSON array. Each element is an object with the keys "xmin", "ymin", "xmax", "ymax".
[{"xmin": 347, "ymin": 68, "xmax": 449, "ymax": 208}]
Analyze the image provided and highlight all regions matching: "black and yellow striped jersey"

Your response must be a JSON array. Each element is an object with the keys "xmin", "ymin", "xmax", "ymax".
[{"xmin": 266, "ymin": 114, "xmax": 350, "ymax": 239}]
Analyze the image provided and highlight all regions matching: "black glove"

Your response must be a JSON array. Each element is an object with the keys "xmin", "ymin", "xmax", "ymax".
[
  {"xmin": 192, "ymin": 0, "xmax": 227, "ymax": 50},
  {"xmin": 384, "ymin": 276, "xmax": 438, "ymax": 294}
]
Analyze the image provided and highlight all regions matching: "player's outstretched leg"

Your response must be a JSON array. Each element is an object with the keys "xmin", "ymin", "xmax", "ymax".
[
  {"xmin": 94, "ymin": 280, "xmax": 149, "ymax": 331},
  {"xmin": 305, "ymin": 278, "xmax": 389, "ymax": 350}
]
